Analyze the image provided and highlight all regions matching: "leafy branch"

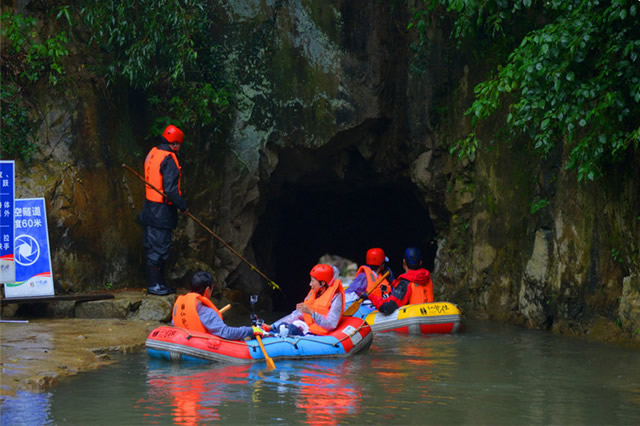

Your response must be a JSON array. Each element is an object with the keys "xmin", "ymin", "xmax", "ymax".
[
  {"xmin": 76, "ymin": 0, "xmax": 233, "ymax": 139},
  {"xmin": 0, "ymin": 10, "xmax": 70, "ymax": 162},
  {"xmin": 412, "ymin": 0, "xmax": 640, "ymax": 182}
]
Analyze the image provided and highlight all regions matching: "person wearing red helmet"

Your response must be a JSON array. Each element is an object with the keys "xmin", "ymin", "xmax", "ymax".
[
  {"xmin": 345, "ymin": 247, "xmax": 395, "ymax": 299},
  {"xmin": 140, "ymin": 124, "xmax": 189, "ymax": 296},
  {"xmin": 265, "ymin": 264, "xmax": 345, "ymax": 336},
  {"xmin": 365, "ymin": 247, "xmax": 433, "ymax": 314}
]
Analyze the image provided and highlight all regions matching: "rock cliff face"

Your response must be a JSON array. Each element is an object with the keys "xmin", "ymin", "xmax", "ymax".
[{"xmin": 8, "ymin": 1, "xmax": 639, "ymax": 344}]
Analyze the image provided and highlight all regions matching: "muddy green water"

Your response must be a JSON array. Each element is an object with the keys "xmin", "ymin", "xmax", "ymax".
[{"xmin": 2, "ymin": 320, "xmax": 640, "ymax": 425}]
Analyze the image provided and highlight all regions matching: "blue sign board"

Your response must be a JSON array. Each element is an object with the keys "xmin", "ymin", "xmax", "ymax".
[
  {"xmin": 4, "ymin": 197, "xmax": 55, "ymax": 297},
  {"xmin": 0, "ymin": 160, "xmax": 15, "ymax": 284}
]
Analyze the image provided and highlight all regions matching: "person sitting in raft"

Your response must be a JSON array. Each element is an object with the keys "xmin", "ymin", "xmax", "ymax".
[
  {"xmin": 264, "ymin": 264, "xmax": 345, "ymax": 336},
  {"xmin": 172, "ymin": 271, "xmax": 265, "ymax": 340},
  {"xmin": 345, "ymin": 247, "xmax": 395, "ymax": 303},
  {"xmin": 363, "ymin": 247, "xmax": 433, "ymax": 314}
]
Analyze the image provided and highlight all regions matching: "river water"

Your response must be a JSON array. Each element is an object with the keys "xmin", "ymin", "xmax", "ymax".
[{"xmin": 2, "ymin": 319, "xmax": 640, "ymax": 425}]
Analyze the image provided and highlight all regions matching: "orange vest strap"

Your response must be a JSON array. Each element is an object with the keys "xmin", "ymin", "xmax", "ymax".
[
  {"xmin": 172, "ymin": 293, "xmax": 221, "ymax": 332},
  {"xmin": 144, "ymin": 147, "xmax": 182, "ymax": 203}
]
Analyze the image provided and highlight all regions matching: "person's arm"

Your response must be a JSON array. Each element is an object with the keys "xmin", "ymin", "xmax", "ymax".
[
  {"xmin": 160, "ymin": 156, "xmax": 187, "ymax": 212},
  {"xmin": 367, "ymin": 276, "xmax": 399, "ymax": 309},
  {"xmin": 310, "ymin": 293, "xmax": 343, "ymax": 331},
  {"xmin": 378, "ymin": 279, "xmax": 412, "ymax": 315},
  {"xmin": 345, "ymin": 273, "xmax": 366, "ymax": 295},
  {"xmin": 367, "ymin": 291, "xmax": 384, "ymax": 309},
  {"xmin": 197, "ymin": 304, "xmax": 253, "ymax": 340}
]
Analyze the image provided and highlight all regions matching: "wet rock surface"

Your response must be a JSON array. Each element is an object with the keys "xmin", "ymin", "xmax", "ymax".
[
  {"xmin": 0, "ymin": 318, "xmax": 160, "ymax": 399},
  {"xmin": 0, "ymin": 291, "xmax": 174, "ymax": 398}
]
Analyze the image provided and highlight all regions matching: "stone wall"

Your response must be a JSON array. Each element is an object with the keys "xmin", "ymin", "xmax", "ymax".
[{"xmin": 5, "ymin": 1, "xmax": 639, "ymax": 345}]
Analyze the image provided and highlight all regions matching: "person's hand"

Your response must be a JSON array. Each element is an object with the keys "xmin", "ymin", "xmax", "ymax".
[
  {"xmin": 252, "ymin": 326, "xmax": 265, "ymax": 337},
  {"xmin": 261, "ymin": 323, "xmax": 272, "ymax": 332},
  {"xmin": 297, "ymin": 303, "xmax": 312, "ymax": 314},
  {"xmin": 359, "ymin": 293, "xmax": 368, "ymax": 301},
  {"xmin": 181, "ymin": 207, "xmax": 189, "ymax": 215}
]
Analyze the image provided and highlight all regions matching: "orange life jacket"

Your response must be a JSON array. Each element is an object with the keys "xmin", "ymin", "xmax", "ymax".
[
  {"xmin": 354, "ymin": 265, "xmax": 388, "ymax": 298},
  {"xmin": 408, "ymin": 276, "xmax": 434, "ymax": 304},
  {"xmin": 303, "ymin": 279, "xmax": 345, "ymax": 335},
  {"xmin": 144, "ymin": 146, "xmax": 182, "ymax": 203},
  {"xmin": 172, "ymin": 292, "xmax": 221, "ymax": 332}
]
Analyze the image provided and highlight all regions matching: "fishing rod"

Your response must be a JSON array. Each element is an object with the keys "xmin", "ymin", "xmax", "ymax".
[{"xmin": 123, "ymin": 163, "xmax": 282, "ymax": 293}]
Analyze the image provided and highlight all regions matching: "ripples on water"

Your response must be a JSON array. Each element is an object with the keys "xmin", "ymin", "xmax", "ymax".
[{"xmin": 2, "ymin": 320, "xmax": 639, "ymax": 425}]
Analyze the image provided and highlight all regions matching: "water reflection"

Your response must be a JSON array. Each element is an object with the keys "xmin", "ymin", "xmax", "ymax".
[
  {"xmin": 139, "ymin": 358, "xmax": 364, "ymax": 425},
  {"xmin": 139, "ymin": 361, "xmax": 254, "ymax": 424},
  {"xmin": 4, "ymin": 320, "xmax": 639, "ymax": 425},
  {"xmin": 0, "ymin": 390, "xmax": 52, "ymax": 426},
  {"xmin": 295, "ymin": 361, "xmax": 361, "ymax": 425}
]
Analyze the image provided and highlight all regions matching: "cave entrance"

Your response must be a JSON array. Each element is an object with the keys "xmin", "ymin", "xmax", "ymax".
[{"xmin": 252, "ymin": 181, "xmax": 437, "ymax": 312}]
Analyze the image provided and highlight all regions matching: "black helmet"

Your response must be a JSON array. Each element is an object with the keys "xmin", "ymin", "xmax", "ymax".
[{"xmin": 191, "ymin": 271, "xmax": 213, "ymax": 294}]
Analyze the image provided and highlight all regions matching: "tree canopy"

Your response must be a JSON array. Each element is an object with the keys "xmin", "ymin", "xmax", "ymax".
[
  {"xmin": 77, "ymin": 0, "xmax": 232, "ymax": 140},
  {"xmin": 411, "ymin": 0, "xmax": 640, "ymax": 181}
]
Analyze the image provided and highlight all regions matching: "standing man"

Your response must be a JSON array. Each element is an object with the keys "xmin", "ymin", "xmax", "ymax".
[{"xmin": 140, "ymin": 124, "xmax": 188, "ymax": 296}]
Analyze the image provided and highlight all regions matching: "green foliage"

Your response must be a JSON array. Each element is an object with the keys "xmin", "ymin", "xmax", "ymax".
[
  {"xmin": 530, "ymin": 198, "xmax": 549, "ymax": 214},
  {"xmin": 0, "ymin": 11, "xmax": 70, "ymax": 162},
  {"xmin": 610, "ymin": 248, "xmax": 623, "ymax": 264},
  {"xmin": 1, "ymin": 12, "xmax": 69, "ymax": 85},
  {"xmin": 77, "ymin": 1, "xmax": 233, "ymax": 138},
  {"xmin": 411, "ymin": 0, "xmax": 640, "ymax": 182},
  {"xmin": 0, "ymin": 83, "xmax": 35, "ymax": 162}
]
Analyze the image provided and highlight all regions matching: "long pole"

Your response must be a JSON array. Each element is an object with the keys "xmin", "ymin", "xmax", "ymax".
[{"xmin": 123, "ymin": 163, "xmax": 281, "ymax": 292}]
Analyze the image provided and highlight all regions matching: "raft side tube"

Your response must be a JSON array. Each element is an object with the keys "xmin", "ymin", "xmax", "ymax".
[{"xmin": 146, "ymin": 316, "xmax": 373, "ymax": 363}]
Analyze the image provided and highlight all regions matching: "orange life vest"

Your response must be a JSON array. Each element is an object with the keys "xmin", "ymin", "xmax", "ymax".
[
  {"xmin": 408, "ymin": 276, "xmax": 434, "ymax": 304},
  {"xmin": 172, "ymin": 292, "xmax": 221, "ymax": 333},
  {"xmin": 144, "ymin": 146, "xmax": 182, "ymax": 203},
  {"xmin": 354, "ymin": 265, "xmax": 388, "ymax": 298},
  {"xmin": 303, "ymin": 279, "xmax": 345, "ymax": 335}
]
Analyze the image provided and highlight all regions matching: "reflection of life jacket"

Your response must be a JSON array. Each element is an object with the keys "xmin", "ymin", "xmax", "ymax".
[
  {"xmin": 297, "ymin": 363, "xmax": 360, "ymax": 425},
  {"xmin": 172, "ymin": 292, "xmax": 221, "ymax": 332},
  {"xmin": 144, "ymin": 146, "xmax": 182, "ymax": 203},
  {"xmin": 354, "ymin": 265, "xmax": 388, "ymax": 298},
  {"xmin": 303, "ymin": 280, "xmax": 345, "ymax": 335},
  {"xmin": 406, "ymin": 269, "xmax": 434, "ymax": 304}
]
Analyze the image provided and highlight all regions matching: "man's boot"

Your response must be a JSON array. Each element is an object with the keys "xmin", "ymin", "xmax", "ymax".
[{"xmin": 146, "ymin": 263, "xmax": 176, "ymax": 296}]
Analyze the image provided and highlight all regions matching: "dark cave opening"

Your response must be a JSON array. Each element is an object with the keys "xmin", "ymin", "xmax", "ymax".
[{"xmin": 252, "ymin": 182, "xmax": 437, "ymax": 312}]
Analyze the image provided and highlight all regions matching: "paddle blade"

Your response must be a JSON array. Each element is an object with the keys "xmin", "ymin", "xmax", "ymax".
[
  {"xmin": 343, "ymin": 299, "xmax": 362, "ymax": 317},
  {"xmin": 266, "ymin": 356, "xmax": 276, "ymax": 370},
  {"xmin": 256, "ymin": 335, "xmax": 276, "ymax": 370}
]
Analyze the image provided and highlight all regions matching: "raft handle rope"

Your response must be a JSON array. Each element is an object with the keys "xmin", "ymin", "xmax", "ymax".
[
  {"xmin": 332, "ymin": 321, "xmax": 368, "ymax": 347},
  {"xmin": 123, "ymin": 163, "xmax": 281, "ymax": 293},
  {"xmin": 256, "ymin": 319, "xmax": 368, "ymax": 349}
]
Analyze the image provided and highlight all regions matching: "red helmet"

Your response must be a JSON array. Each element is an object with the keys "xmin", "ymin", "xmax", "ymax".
[
  {"xmin": 366, "ymin": 248, "xmax": 385, "ymax": 266},
  {"xmin": 310, "ymin": 264, "xmax": 334, "ymax": 284},
  {"xmin": 162, "ymin": 124, "xmax": 184, "ymax": 144}
]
